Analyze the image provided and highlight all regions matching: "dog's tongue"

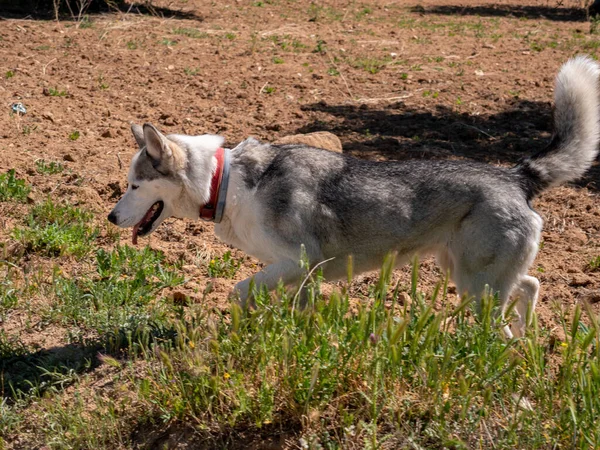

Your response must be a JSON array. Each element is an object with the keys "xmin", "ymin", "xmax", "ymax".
[{"xmin": 132, "ymin": 224, "xmax": 140, "ymax": 245}]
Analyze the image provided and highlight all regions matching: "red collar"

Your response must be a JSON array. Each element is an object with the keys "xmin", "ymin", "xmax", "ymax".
[{"xmin": 199, "ymin": 147, "xmax": 225, "ymax": 221}]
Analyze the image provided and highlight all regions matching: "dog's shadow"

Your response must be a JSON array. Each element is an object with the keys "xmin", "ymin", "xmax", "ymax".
[
  {"xmin": 295, "ymin": 99, "xmax": 600, "ymax": 191},
  {"xmin": 1, "ymin": 342, "xmax": 102, "ymax": 400}
]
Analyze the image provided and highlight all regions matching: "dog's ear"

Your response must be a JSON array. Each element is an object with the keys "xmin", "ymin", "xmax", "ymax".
[
  {"xmin": 131, "ymin": 123, "xmax": 145, "ymax": 149},
  {"xmin": 143, "ymin": 123, "xmax": 172, "ymax": 162}
]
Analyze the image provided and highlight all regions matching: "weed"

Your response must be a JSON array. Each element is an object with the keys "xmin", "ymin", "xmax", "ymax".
[
  {"xmin": 48, "ymin": 87, "xmax": 67, "ymax": 97},
  {"xmin": 422, "ymin": 90, "xmax": 439, "ymax": 98},
  {"xmin": 588, "ymin": 256, "xmax": 600, "ymax": 271},
  {"xmin": 35, "ymin": 45, "xmax": 50, "ymax": 51},
  {"xmin": 98, "ymin": 75, "xmax": 109, "ymax": 90},
  {"xmin": 69, "ymin": 131, "xmax": 80, "ymax": 141},
  {"xmin": 327, "ymin": 66, "xmax": 340, "ymax": 76},
  {"xmin": 0, "ymin": 169, "xmax": 30, "ymax": 202},
  {"xmin": 455, "ymin": 96, "xmax": 463, "ymax": 105},
  {"xmin": 313, "ymin": 39, "xmax": 327, "ymax": 54},
  {"xmin": 172, "ymin": 28, "xmax": 209, "ymax": 39},
  {"xmin": 263, "ymin": 86, "xmax": 276, "ymax": 94},
  {"xmin": 22, "ymin": 125, "xmax": 38, "ymax": 135},
  {"xmin": 35, "ymin": 160, "xmax": 64, "ymax": 175},
  {"xmin": 126, "ymin": 40, "xmax": 138, "ymax": 50},
  {"xmin": 184, "ymin": 67, "xmax": 200, "ymax": 76},
  {"xmin": 0, "ymin": 276, "xmax": 18, "ymax": 318},
  {"xmin": 272, "ymin": 56, "xmax": 284, "ymax": 64},
  {"xmin": 352, "ymin": 56, "xmax": 391, "ymax": 74},
  {"xmin": 78, "ymin": 15, "xmax": 94, "ymax": 29},
  {"xmin": 400, "ymin": 72, "xmax": 408, "ymax": 80},
  {"xmin": 225, "ymin": 32, "xmax": 236, "ymax": 40},
  {"xmin": 5, "ymin": 70, "xmax": 14, "ymax": 79},
  {"xmin": 49, "ymin": 245, "xmax": 183, "ymax": 343},
  {"xmin": 207, "ymin": 251, "xmax": 242, "ymax": 278},
  {"xmin": 161, "ymin": 38, "xmax": 178, "ymax": 46},
  {"xmin": 13, "ymin": 199, "xmax": 98, "ymax": 257}
]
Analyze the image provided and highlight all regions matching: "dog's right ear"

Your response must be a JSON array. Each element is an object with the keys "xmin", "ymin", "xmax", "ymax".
[{"xmin": 131, "ymin": 123, "xmax": 145, "ymax": 149}]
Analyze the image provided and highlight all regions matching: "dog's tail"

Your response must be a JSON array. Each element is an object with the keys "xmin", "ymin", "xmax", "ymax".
[{"xmin": 517, "ymin": 55, "xmax": 600, "ymax": 199}]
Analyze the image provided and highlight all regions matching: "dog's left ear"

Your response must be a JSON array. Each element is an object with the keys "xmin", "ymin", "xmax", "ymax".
[
  {"xmin": 143, "ymin": 123, "xmax": 173, "ymax": 163},
  {"xmin": 131, "ymin": 123, "xmax": 145, "ymax": 149}
]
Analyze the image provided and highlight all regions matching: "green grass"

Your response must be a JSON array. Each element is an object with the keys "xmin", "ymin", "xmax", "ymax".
[
  {"xmin": 588, "ymin": 256, "xmax": 600, "ymax": 271},
  {"xmin": 207, "ymin": 250, "xmax": 242, "ymax": 278},
  {"xmin": 48, "ymin": 245, "xmax": 183, "ymax": 345},
  {"xmin": 35, "ymin": 160, "xmax": 64, "ymax": 175},
  {"xmin": 0, "ymin": 169, "xmax": 30, "ymax": 202},
  {"xmin": 5, "ymin": 70, "xmax": 14, "ymax": 79},
  {"xmin": 184, "ymin": 67, "xmax": 200, "ymax": 76},
  {"xmin": 351, "ymin": 56, "xmax": 391, "ymax": 74},
  {"xmin": 69, "ymin": 130, "xmax": 80, "ymax": 141},
  {"xmin": 12, "ymin": 198, "xmax": 99, "ymax": 257},
  {"xmin": 172, "ymin": 28, "xmax": 209, "ymax": 39},
  {"xmin": 47, "ymin": 87, "xmax": 67, "ymax": 97}
]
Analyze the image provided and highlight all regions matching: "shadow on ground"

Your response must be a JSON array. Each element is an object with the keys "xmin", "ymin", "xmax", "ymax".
[
  {"xmin": 0, "ymin": 0, "xmax": 202, "ymax": 20},
  {"xmin": 411, "ymin": 4, "xmax": 588, "ymax": 22},
  {"xmin": 0, "ymin": 342, "xmax": 102, "ymax": 399},
  {"xmin": 296, "ymin": 99, "xmax": 600, "ymax": 190}
]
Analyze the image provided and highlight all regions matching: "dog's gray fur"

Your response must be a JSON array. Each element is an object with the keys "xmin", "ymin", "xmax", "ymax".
[{"xmin": 109, "ymin": 56, "xmax": 600, "ymax": 337}]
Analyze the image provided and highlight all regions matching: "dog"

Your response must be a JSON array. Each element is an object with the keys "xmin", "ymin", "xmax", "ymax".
[{"xmin": 108, "ymin": 56, "xmax": 600, "ymax": 338}]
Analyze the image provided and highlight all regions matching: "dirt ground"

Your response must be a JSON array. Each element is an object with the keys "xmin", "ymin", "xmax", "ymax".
[{"xmin": 1, "ymin": 0, "xmax": 599, "ymax": 398}]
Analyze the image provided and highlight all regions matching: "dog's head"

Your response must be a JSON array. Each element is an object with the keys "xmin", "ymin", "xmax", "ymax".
[{"xmin": 107, "ymin": 123, "xmax": 222, "ymax": 244}]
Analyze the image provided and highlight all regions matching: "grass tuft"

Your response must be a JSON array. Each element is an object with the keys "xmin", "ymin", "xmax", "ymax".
[{"xmin": 0, "ymin": 169, "xmax": 30, "ymax": 202}]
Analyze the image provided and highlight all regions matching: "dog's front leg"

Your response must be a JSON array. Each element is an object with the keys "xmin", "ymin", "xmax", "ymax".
[{"xmin": 232, "ymin": 259, "xmax": 304, "ymax": 306}]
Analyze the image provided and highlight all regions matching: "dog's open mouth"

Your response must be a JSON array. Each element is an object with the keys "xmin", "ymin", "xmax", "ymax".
[{"xmin": 132, "ymin": 201, "xmax": 164, "ymax": 245}]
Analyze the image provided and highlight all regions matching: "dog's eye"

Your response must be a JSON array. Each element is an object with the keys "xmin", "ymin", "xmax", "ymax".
[{"xmin": 131, "ymin": 184, "xmax": 139, "ymax": 190}]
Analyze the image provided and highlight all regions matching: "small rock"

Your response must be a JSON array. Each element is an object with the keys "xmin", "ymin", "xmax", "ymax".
[{"xmin": 63, "ymin": 154, "xmax": 75, "ymax": 162}]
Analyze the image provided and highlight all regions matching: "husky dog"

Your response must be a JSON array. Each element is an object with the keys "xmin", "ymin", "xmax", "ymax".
[{"xmin": 108, "ymin": 56, "xmax": 600, "ymax": 337}]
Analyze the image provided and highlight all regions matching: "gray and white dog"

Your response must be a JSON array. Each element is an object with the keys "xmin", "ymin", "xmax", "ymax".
[{"xmin": 108, "ymin": 56, "xmax": 600, "ymax": 337}]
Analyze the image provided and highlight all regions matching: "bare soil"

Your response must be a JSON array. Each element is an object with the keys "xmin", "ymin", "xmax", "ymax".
[{"xmin": 1, "ymin": 0, "xmax": 600, "ymax": 445}]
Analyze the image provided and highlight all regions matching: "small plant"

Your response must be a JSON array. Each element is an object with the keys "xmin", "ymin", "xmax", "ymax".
[
  {"xmin": 225, "ymin": 32, "xmax": 236, "ymax": 40},
  {"xmin": 35, "ymin": 160, "xmax": 64, "ymax": 175},
  {"xmin": 48, "ymin": 87, "xmax": 67, "ymax": 97},
  {"xmin": 313, "ymin": 39, "xmax": 327, "ymax": 54},
  {"xmin": 272, "ymin": 56, "xmax": 284, "ymax": 64},
  {"xmin": 588, "ymin": 256, "xmax": 600, "ymax": 271},
  {"xmin": 400, "ymin": 72, "xmax": 408, "ymax": 80},
  {"xmin": 98, "ymin": 75, "xmax": 109, "ymax": 90},
  {"xmin": 22, "ymin": 125, "xmax": 37, "ymax": 135},
  {"xmin": 161, "ymin": 38, "xmax": 178, "ymax": 46},
  {"xmin": 455, "ymin": 96, "xmax": 463, "ymax": 105},
  {"xmin": 13, "ymin": 199, "xmax": 99, "ymax": 257},
  {"xmin": 172, "ymin": 28, "xmax": 208, "ymax": 39},
  {"xmin": 0, "ymin": 169, "xmax": 30, "ymax": 202},
  {"xmin": 327, "ymin": 66, "xmax": 340, "ymax": 76},
  {"xmin": 126, "ymin": 40, "xmax": 138, "ymax": 50},
  {"xmin": 207, "ymin": 251, "xmax": 242, "ymax": 278},
  {"xmin": 184, "ymin": 67, "xmax": 200, "ymax": 76},
  {"xmin": 263, "ymin": 86, "xmax": 276, "ymax": 94},
  {"xmin": 5, "ymin": 70, "xmax": 14, "ymax": 79},
  {"xmin": 78, "ymin": 15, "xmax": 93, "ymax": 29},
  {"xmin": 69, "ymin": 131, "xmax": 80, "ymax": 141}
]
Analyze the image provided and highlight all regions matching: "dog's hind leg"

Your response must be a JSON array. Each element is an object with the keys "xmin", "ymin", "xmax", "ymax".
[
  {"xmin": 232, "ymin": 259, "xmax": 304, "ymax": 307},
  {"xmin": 509, "ymin": 275, "xmax": 539, "ymax": 338}
]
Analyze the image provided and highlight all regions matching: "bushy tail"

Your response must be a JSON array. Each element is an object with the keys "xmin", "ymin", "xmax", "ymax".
[{"xmin": 517, "ymin": 56, "xmax": 600, "ymax": 198}]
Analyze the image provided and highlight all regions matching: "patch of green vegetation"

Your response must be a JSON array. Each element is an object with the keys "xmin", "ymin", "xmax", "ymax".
[
  {"xmin": 78, "ymin": 15, "xmax": 94, "ymax": 29},
  {"xmin": 35, "ymin": 160, "xmax": 64, "ymax": 175},
  {"xmin": 69, "ymin": 130, "xmax": 80, "ymax": 141},
  {"xmin": 308, "ymin": 3, "xmax": 343, "ymax": 22},
  {"xmin": 400, "ymin": 72, "xmax": 408, "ymax": 80},
  {"xmin": 207, "ymin": 250, "xmax": 242, "ymax": 279},
  {"xmin": 48, "ymin": 87, "xmax": 67, "ymax": 97},
  {"xmin": 263, "ymin": 85, "xmax": 276, "ymax": 94},
  {"xmin": 0, "ymin": 276, "xmax": 18, "ymax": 318},
  {"xmin": 5, "ymin": 70, "xmax": 14, "ymax": 79},
  {"xmin": 49, "ymin": 245, "xmax": 183, "ymax": 341},
  {"xmin": 422, "ymin": 90, "xmax": 439, "ymax": 98},
  {"xmin": 22, "ymin": 125, "xmax": 37, "ymax": 135},
  {"xmin": 172, "ymin": 28, "xmax": 209, "ymax": 39},
  {"xmin": 12, "ymin": 199, "xmax": 99, "ymax": 257},
  {"xmin": 184, "ymin": 67, "xmax": 200, "ymax": 76},
  {"xmin": 327, "ymin": 66, "xmax": 340, "ymax": 76},
  {"xmin": 126, "ymin": 40, "xmax": 138, "ymax": 50},
  {"xmin": 588, "ymin": 256, "xmax": 600, "ymax": 271},
  {"xmin": 352, "ymin": 56, "xmax": 391, "ymax": 74},
  {"xmin": 129, "ymin": 256, "xmax": 600, "ymax": 448},
  {"xmin": 225, "ymin": 32, "xmax": 236, "ymax": 40},
  {"xmin": 0, "ymin": 169, "xmax": 31, "ymax": 202},
  {"xmin": 272, "ymin": 56, "xmax": 284, "ymax": 64},
  {"xmin": 34, "ymin": 44, "xmax": 50, "ymax": 51},
  {"xmin": 160, "ymin": 38, "xmax": 178, "ymax": 46}
]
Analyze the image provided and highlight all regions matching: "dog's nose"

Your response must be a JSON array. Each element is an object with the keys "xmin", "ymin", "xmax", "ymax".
[{"xmin": 107, "ymin": 211, "xmax": 118, "ymax": 224}]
